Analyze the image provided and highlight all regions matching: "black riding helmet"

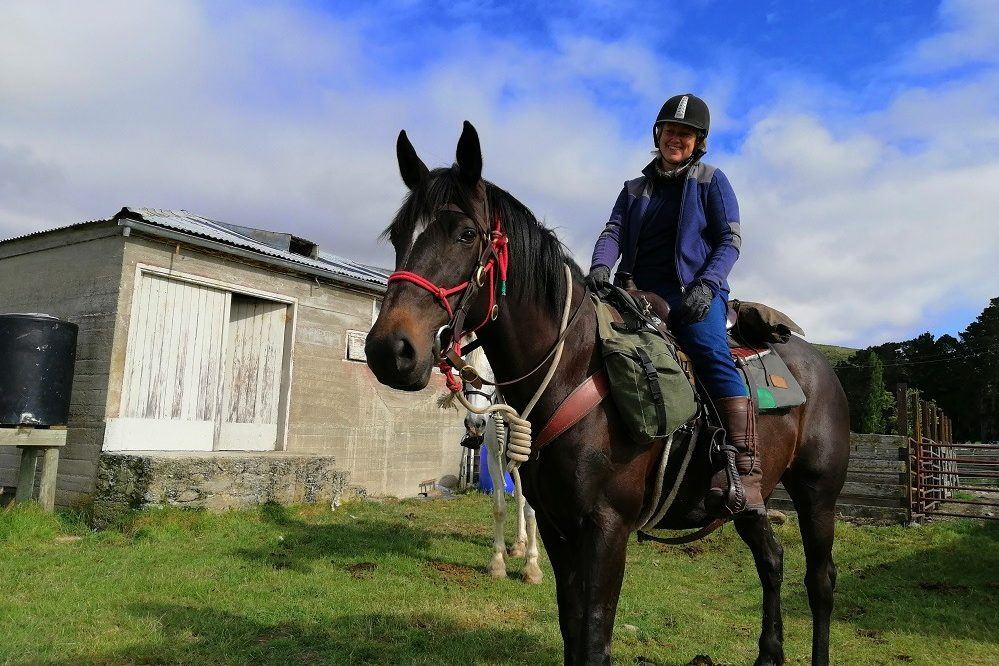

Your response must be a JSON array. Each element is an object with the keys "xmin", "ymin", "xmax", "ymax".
[{"xmin": 652, "ymin": 93, "xmax": 710, "ymax": 145}]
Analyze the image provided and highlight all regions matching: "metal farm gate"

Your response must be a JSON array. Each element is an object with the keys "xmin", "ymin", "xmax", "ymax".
[{"xmin": 898, "ymin": 386, "xmax": 999, "ymax": 523}]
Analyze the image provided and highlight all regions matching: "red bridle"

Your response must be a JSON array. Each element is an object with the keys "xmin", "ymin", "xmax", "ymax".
[{"xmin": 386, "ymin": 211, "xmax": 510, "ymax": 391}]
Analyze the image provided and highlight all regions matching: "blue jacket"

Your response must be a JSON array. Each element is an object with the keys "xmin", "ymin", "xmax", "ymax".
[{"xmin": 590, "ymin": 160, "xmax": 742, "ymax": 294}]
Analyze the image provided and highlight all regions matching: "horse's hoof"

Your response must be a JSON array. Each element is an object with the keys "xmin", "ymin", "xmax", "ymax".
[
  {"xmin": 521, "ymin": 561, "xmax": 543, "ymax": 585},
  {"xmin": 508, "ymin": 541, "xmax": 526, "ymax": 558},
  {"xmin": 487, "ymin": 554, "xmax": 507, "ymax": 578}
]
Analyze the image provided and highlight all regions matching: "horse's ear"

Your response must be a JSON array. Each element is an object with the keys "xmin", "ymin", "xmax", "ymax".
[
  {"xmin": 397, "ymin": 130, "xmax": 429, "ymax": 190},
  {"xmin": 455, "ymin": 120, "xmax": 482, "ymax": 187}
]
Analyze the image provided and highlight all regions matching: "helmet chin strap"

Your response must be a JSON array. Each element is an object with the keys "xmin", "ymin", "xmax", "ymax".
[{"xmin": 654, "ymin": 146, "xmax": 705, "ymax": 180}]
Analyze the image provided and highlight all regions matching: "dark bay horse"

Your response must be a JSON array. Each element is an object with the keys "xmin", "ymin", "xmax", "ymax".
[{"xmin": 365, "ymin": 121, "xmax": 850, "ymax": 665}]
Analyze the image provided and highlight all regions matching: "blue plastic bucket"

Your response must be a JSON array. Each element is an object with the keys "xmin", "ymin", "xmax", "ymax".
[{"xmin": 478, "ymin": 443, "xmax": 514, "ymax": 494}]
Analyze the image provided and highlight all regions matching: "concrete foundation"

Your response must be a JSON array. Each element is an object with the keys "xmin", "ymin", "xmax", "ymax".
[{"xmin": 93, "ymin": 451, "xmax": 349, "ymax": 527}]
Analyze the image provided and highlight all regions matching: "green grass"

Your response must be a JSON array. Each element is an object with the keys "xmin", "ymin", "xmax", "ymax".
[
  {"xmin": 1, "ymin": 497, "xmax": 997, "ymax": 665},
  {"xmin": 813, "ymin": 343, "xmax": 859, "ymax": 365}
]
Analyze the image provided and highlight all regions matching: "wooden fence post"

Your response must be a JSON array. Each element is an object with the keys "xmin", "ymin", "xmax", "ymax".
[{"xmin": 896, "ymin": 383, "xmax": 909, "ymax": 437}]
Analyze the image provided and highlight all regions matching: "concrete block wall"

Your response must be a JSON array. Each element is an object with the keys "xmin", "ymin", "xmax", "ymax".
[{"xmin": 0, "ymin": 225, "xmax": 125, "ymax": 507}]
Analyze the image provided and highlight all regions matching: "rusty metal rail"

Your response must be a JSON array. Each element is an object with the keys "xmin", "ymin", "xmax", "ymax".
[
  {"xmin": 896, "ymin": 384, "xmax": 999, "ymax": 523},
  {"xmin": 907, "ymin": 437, "xmax": 999, "ymax": 522}
]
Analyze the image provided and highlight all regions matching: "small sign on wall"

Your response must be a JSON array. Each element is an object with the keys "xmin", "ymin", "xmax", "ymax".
[{"xmin": 346, "ymin": 330, "xmax": 368, "ymax": 362}]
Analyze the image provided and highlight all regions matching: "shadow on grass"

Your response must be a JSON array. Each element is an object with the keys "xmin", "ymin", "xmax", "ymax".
[
  {"xmin": 233, "ymin": 502, "xmax": 499, "ymax": 575},
  {"xmin": 827, "ymin": 521, "xmax": 999, "ymax": 644},
  {"xmin": 44, "ymin": 602, "xmax": 561, "ymax": 665}
]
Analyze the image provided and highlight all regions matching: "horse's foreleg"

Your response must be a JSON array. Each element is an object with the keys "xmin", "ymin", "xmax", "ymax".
[
  {"xmin": 520, "ymin": 502, "xmax": 542, "ymax": 584},
  {"xmin": 510, "ymin": 467, "xmax": 528, "ymax": 558},
  {"xmin": 535, "ymin": 514, "xmax": 584, "ymax": 664},
  {"xmin": 572, "ymin": 511, "xmax": 630, "ymax": 665},
  {"xmin": 734, "ymin": 512, "xmax": 785, "ymax": 666},
  {"xmin": 486, "ymin": 432, "xmax": 508, "ymax": 577}
]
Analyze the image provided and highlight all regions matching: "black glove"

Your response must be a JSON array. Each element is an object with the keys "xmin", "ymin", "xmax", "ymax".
[
  {"xmin": 584, "ymin": 265, "xmax": 611, "ymax": 292},
  {"xmin": 678, "ymin": 281, "xmax": 714, "ymax": 325}
]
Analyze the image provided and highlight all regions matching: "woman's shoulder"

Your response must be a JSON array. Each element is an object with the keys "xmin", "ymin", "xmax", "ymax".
[
  {"xmin": 692, "ymin": 160, "xmax": 721, "ymax": 184},
  {"xmin": 623, "ymin": 175, "xmax": 648, "ymax": 197}
]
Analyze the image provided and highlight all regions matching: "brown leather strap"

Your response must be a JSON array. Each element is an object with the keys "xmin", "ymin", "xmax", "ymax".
[
  {"xmin": 534, "ymin": 369, "xmax": 610, "ymax": 452},
  {"xmin": 636, "ymin": 518, "xmax": 727, "ymax": 545}
]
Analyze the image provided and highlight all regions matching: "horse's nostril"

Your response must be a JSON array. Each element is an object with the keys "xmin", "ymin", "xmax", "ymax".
[{"xmin": 393, "ymin": 333, "xmax": 417, "ymax": 373}]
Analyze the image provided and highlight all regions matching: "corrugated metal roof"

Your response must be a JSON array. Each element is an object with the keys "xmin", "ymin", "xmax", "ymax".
[
  {"xmin": 0, "ymin": 219, "xmax": 107, "ymax": 244},
  {"xmin": 115, "ymin": 207, "xmax": 390, "ymax": 288}
]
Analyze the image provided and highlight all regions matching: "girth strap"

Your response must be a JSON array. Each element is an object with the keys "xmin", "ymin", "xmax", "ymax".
[
  {"xmin": 636, "ymin": 518, "xmax": 727, "ymax": 545},
  {"xmin": 534, "ymin": 369, "xmax": 610, "ymax": 452}
]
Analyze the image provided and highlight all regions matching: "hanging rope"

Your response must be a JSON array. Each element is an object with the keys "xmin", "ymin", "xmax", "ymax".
[{"xmin": 452, "ymin": 264, "xmax": 574, "ymax": 471}]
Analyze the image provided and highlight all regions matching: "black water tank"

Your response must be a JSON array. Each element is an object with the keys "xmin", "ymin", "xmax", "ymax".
[{"xmin": 0, "ymin": 314, "xmax": 78, "ymax": 427}]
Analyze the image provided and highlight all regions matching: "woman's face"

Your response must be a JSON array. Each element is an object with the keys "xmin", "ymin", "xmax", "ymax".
[{"xmin": 657, "ymin": 122, "xmax": 698, "ymax": 165}]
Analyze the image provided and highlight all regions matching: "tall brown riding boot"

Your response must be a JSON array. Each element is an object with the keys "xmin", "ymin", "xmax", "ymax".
[{"xmin": 706, "ymin": 396, "xmax": 766, "ymax": 517}]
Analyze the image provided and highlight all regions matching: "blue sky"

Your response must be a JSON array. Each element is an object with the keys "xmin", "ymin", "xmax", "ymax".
[{"xmin": 0, "ymin": 0, "xmax": 996, "ymax": 345}]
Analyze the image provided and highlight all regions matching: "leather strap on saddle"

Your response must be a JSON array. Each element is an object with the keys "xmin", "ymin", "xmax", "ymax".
[{"xmin": 534, "ymin": 369, "xmax": 610, "ymax": 452}]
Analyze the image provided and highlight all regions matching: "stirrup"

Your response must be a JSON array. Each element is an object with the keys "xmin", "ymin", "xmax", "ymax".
[
  {"xmin": 705, "ymin": 444, "xmax": 765, "ymax": 517},
  {"xmin": 705, "ymin": 444, "xmax": 745, "ymax": 517}
]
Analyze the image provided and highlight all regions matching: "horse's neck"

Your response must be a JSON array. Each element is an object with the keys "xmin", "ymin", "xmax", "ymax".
[{"xmin": 475, "ymin": 283, "xmax": 594, "ymax": 413}]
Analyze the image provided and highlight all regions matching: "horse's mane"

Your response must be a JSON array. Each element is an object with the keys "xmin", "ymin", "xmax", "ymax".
[{"xmin": 383, "ymin": 166, "xmax": 583, "ymax": 317}]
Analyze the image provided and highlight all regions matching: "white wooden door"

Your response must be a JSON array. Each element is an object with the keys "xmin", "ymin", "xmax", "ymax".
[
  {"xmin": 216, "ymin": 295, "xmax": 287, "ymax": 451},
  {"xmin": 106, "ymin": 274, "xmax": 229, "ymax": 451}
]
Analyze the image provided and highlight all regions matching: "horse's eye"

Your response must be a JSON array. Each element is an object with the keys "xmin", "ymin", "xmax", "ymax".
[{"xmin": 458, "ymin": 228, "xmax": 478, "ymax": 244}]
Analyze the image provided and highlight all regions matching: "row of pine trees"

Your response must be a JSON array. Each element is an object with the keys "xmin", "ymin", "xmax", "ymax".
[{"xmin": 832, "ymin": 297, "xmax": 999, "ymax": 442}]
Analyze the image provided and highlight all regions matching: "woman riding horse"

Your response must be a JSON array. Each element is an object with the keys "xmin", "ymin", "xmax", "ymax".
[
  {"xmin": 585, "ymin": 93, "xmax": 763, "ymax": 517},
  {"xmin": 366, "ymin": 121, "xmax": 850, "ymax": 665}
]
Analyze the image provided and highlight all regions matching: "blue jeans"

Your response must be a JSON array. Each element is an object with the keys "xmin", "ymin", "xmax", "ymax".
[{"xmin": 657, "ymin": 287, "xmax": 748, "ymax": 400}]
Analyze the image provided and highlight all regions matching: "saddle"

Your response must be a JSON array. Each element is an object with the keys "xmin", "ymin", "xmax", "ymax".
[{"xmin": 532, "ymin": 286, "xmax": 805, "ymax": 452}]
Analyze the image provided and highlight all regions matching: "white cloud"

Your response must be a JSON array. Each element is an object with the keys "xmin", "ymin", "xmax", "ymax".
[
  {"xmin": 0, "ymin": 0, "xmax": 996, "ymax": 347},
  {"xmin": 907, "ymin": 0, "xmax": 999, "ymax": 72}
]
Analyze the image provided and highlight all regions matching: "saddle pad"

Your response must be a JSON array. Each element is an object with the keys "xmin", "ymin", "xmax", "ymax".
[{"xmin": 731, "ymin": 345, "xmax": 805, "ymax": 412}]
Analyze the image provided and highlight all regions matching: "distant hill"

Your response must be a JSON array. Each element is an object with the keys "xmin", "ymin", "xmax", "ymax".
[{"xmin": 813, "ymin": 343, "xmax": 858, "ymax": 365}]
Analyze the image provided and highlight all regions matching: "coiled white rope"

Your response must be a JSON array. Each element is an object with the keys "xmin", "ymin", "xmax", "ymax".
[{"xmin": 454, "ymin": 264, "xmax": 574, "ymax": 471}]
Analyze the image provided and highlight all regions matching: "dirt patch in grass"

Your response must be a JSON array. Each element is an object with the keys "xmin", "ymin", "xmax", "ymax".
[
  {"xmin": 856, "ymin": 628, "xmax": 886, "ymax": 644},
  {"xmin": 427, "ymin": 560, "xmax": 480, "ymax": 588},
  {"xmin": 345, "ymin": 562, "xmax": 377, "ymax": 579},
  {"xmin": 255, "ymin": 623, "xmax": 295, "ymax": 644},
  {"xmin": 918, "ymin": 581, "xmax": 971, "ymax": 593},
  {"xmin": 651, "ymin": 542, "xmax": 706, "ymax": 557}
]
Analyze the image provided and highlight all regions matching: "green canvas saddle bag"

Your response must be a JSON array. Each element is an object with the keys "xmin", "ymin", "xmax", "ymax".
[{"xmin": 592, "ymin": 291, "xmax": 697, "ymax": 445}]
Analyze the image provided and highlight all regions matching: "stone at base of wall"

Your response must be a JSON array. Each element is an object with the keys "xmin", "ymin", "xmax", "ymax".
[{"xmin": 93, "ymin": 451, "xmax": 349, "ymax": 528}]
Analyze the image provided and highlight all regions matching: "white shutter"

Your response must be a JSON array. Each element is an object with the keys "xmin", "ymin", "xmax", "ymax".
[
  {"xmin": 106, "ymin": 274, "xmax": 228, "ymax": 451},
  {"xmin": 216, "ymin": 295, "xmax": 287, "ymax": 451}
]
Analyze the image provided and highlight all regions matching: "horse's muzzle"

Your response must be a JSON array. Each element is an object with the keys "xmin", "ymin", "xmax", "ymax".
[
  {"xmin": 364, "ymin": 328, "xmax": 432, "ymax": 390},
  {"xmin": 464, "ymin": 412, "xmax": 487, "ymax": 437}
]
